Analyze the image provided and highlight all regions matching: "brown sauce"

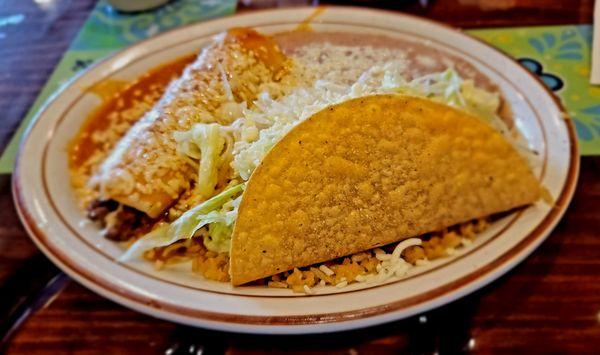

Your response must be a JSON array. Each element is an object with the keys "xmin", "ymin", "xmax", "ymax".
[
  {"xmin": 226, "ymin": 27, "xmax": 288, "ymax": 74},
  {"xmin": 69, "ymin": 54, "xmax": 196, "ymax": 168},
  {"xmin": 296, "ymin": 7, "xmax": 326, "ymax": 32}
]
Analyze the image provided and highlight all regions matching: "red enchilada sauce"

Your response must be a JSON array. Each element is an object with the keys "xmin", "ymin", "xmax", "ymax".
[{"xmin": 69, "ymin": 54, "xmax": 196, "ymax": 169}]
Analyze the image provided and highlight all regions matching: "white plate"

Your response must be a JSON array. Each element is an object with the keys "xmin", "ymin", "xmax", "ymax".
[{"xmin": 13, "ymin": 7, "xmax": 578, "ymax": 334}]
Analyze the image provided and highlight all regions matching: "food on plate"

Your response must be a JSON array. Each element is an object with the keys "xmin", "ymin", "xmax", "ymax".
[
  {"xmin": 70, "ymin": 27, "xmax": 543, "ymax": 293},
  {"xmin": 229, "ymin": 95, "xmax": 541, "ymax": 285}
]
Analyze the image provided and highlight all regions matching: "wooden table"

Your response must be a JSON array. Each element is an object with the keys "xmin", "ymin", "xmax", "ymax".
[{"xmin": 0, "ymin": 0, "xmax": 598, "ymax": 353}]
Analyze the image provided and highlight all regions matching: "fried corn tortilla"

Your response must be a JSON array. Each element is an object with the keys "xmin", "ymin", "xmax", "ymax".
[{"xmin": 230, "ymin": 94, "xmax": 541, "ymax": 285}]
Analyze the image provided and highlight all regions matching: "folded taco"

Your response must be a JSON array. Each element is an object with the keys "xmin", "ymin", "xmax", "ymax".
[{"xmin": 228, "ymin": 94, "xmax": 541, "ymax": 285}]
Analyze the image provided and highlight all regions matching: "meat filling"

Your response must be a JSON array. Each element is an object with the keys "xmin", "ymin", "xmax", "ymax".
[{"xmin": 87, "ymin": 199, "xmax": 154, "ymax": 241}]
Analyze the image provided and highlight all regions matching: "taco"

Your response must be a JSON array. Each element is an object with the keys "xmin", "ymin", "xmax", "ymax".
[{"xmin": 229, "ymin": 94, "xmax": 541, "ymax": 285}]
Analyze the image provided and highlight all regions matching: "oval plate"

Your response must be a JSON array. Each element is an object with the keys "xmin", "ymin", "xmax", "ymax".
[{"xmin": 13, "ymin": 7, "xmax": 578, "ymax": 334}]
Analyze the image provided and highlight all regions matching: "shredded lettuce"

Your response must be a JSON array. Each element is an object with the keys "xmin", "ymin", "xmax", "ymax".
[
  {"xmin": 201, "ymin": 194, "xmax": 241, "ymax": 253},
  {"xmin": 119, "ymin": 183, "xmax": 244, "ymax": 261},
  {"xmin": 205, "ymin": 219, "xmax": 234, "ymax": 253},
  {"xmin": 174, "ymin": 123, "xmax": 225, "ymax": 200},
  {"xmin": 398, "ymin": 69, "xmax": 503, "ymax": 126}
]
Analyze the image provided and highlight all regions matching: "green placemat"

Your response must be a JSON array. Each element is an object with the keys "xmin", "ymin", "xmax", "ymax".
[
  {"xmin": 469, "ymin": 25, "xmax": 598, "ymax": 156},
  {"xmin": 0, "ymin": 0, "xmax": 236, "ymax": 173},
  {"xmin": 0, "ymin": 11, "xmax": 597, "ymax": 173}
]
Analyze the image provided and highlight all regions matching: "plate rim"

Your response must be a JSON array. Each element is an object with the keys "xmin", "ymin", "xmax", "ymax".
[{"xmin": 12, "ymin": 6, "xmax": 580, "ymax": 333}]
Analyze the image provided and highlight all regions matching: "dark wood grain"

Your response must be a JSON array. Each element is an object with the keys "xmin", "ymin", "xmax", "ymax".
[
  {"xmin": 0, "ymin": 0, "xmax": 95, "ymax": 155},
  {"xmin": 0, "ymin": 0, "xmax": 599, "ymax": 354},
  {"xmin": 240, "ymin": 0, "xmax": 595, "ymax": 28}
]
